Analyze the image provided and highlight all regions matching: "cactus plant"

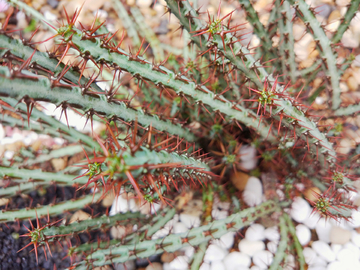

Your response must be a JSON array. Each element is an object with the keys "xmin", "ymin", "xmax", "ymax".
[{"xmin": 0, "ymin": 0, "xmax": 359, "ymax": 269}]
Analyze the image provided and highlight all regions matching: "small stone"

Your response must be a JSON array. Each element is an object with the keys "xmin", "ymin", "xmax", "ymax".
[
  {"xmin": 173, "ymin": 222, "xmax": 188, "ymax": 234},
  {"xmin": 347, "ymin": 76, "xmax": 358, "ymax": 91},
  {"xmin": 264, "ymin": 227, "xmax": 280, "ymax": 242},
  {"xmin": 223, "ymin": 252, "xmax": 251, "ymax": 270},
  {"xmin": 351, "ymin": 230, "xmax": 360, "ymax": 247},
  {"xmin": 327, "ymin": 261, "xmax": 345, "ymax": 270},
  {"xmin": 101, "ymin": 192, "xmax": 115, "ymax": 207},
  {"xmin": 115, "ymin": 260, "xmax": 136, "ymax": 270},
  {"xmin": 243, "ymin": 177, "xmax": 263, "ymax": 206},
  {"xmin": 304, "ymin": 187, "xmax": 322, "ymax": 203},
  {"xmin": 267, "ymin": 241, "xmax": 278, "ymax": 254},
  {"xmin": 331, "ymin": 244, "xmax": 342, "ymax": 256},
  {"xmin": 145, "ymin": 262, "xmax": 163, "ymax": 270},
  {"xmin": 290, "ymin": 197, "xmax": 311, "ymax": 223},
  {"xmin": 51, "ymin": 157, "xmax": 67, "ymax": 171},
  {"xmin": 343, "ymin": 242, "xmax": 360, "ymax": 260},
  {"xmin": 303, "ymin": 247, "xmax": 317, "ymax": 265},
  {"xmin": 349, "ymin": 209, "xmax": 360, "ymax": 228},
  {"xmin": 253, "ymin": 250, "xmax": 273, "ymax": 269},
  {"xmin": 0, "ymin": 124, "xmax": 4, "ymax": 140},
  {"xmin": 212, "ymin": 231, "xmax": 235, "ymax": 250},
  {"xmin": 69, "ymin": 210, "xmax": 90, "ymax": 224},
  {"xmin": 0, "ymin": 198, "xmax": 10, "ymax": 207},
  {"xmin": 337, "ymin": 247, "xmax": 360, "ymax": 262},
  {"xmin": 179, "ymin": 213, "xmax": 200, "ymax": 228},
  {"xmin": 230, "ymin": 171, "xmax": 249, "ymax": 191},
  {"xmin": 304, "ymin": 212, "xmax": 321, "ymax": 229},
  {"xmin": 315, "ymin": 218, "xmax": 332, "ymax": 243},
  {"xmin": 239, "ymin": 145, "xmax": 257, "ymax": 161},
  {"xmin": 163, "ymin": 256, "xmax": 189, "ymax": 270},
  {"xmin": 296, "ymin": 224, "xmax": 311, "ymax": 246},
  {"xmin": 245, "ymin": 224, "xmax": 265, "ymax": 241},
  {"xmin": 337, "ymin": 138, "xmax": 355, "ymax": 155},
  {"xmin": 330, "ymin": 226, "xmax": 351, "ymax": 245},
  {"xmin": 238, "ymin": 239, "xmax": 265, "ymax": 256},
  {"xmin": 199, "ymin": 262, "xmax": 210, "ymax": 270},
  {"xmin": 204, "ymin": 244, "xmax": 228, "ymax": 263},
  {"xmin": 110, "ymin": 225, "xmax": 127, "ymax": 239},
  {"xmin": 210, "ymin": 261, "xmax": 226, "ymax": 270},
  {"xmin": 312, "ymin": 240, "xmax": 336, "ymax": 262},
  {"xmin": 161, "ymin": 252, "xmax": 175, "ymax": 263}
]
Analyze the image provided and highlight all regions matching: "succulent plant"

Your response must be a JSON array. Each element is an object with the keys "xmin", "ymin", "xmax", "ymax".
[{"xmin": 0, "ymin": 0, "xmax": 359, "ymax": 269}]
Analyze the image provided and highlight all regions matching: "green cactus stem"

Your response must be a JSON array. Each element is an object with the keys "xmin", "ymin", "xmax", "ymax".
[
  {"xmin": 165, "ymin": 0, "xmax": 337, "ymax": 168},
  {"xmin": 2, "ymin": 97, "xmax": 99, "ymax": 150},
  {"xmin": 0, "ymin": 193, "xmax": 101, "ymax": 222},
  {"xmin": 283, "ymin": 213, "xmax": 306, "ymax": 270},
  {"xmin": 331, "ymin": 0, "xmax": 360, "ymax": 44},
  {"xmin": 269, "ymin": 214, "xmax": 289, "ymax": 270},
  {"xmin": 73, "ymin": 200, "xmax": 285, "ymax": 267},
  {"xmin": 0, "ymin": 67, "xmax": 195, "ymax": 142},
  {"xmin": 53, "ymin": 25, "xmax": 276, "ymax": 141},
  {"xmin": 288, "ymin": 0, "xmax": 341, "ymax": 110}
]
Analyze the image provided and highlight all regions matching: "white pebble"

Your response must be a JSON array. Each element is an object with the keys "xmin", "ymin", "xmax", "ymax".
[
  {"xmin": 223, "ymin": 252, "xmax": 251, "ymax": 270},
  {"xmin": 330, "ymin": 226, "xmax": 351, "ymax": 245},
  {"xmin": 267, "ymin": 241, "xmax": 278, "ymax": 254},
  {"xmin": 331, "ymin": 244, "xmax": 342, "ymax": 256},
  {"xmin": 303, "ymin": 212, "xmax": 321, "ymax": 229},
  {"xmin": 199, "ymin": 262, "xmax": 210, "ymax": 270},
  {"xmin": 344, "ymin": 242, "xmax": 360, "ymax": 260},
  {"xmin": 308, "ymin": 267, "xmax": 326, "ymax": 270},
  {"xmin": 210, "ymin": 261, "xmax": 226, "ymax": 270},
  {"xmin": 351, "ymin": 230, "xmax": 360, "ymax": 247},
  {"xmin": 239, "ymin": 145, "xmax": 257, "ymax": 161},
  {"xmin": 163, "ymin": 256, "xmax": 189, "ymax": 270},
  {"xmin": 250, "ymin": 267, "xmax": 261, "ymax": 270},
  {"xmin": 315, "ymin": 218, "xmax": 332, "ymax": 243},
  {"xmin": 303, "ymin": 247, "xmax": 317, "ymax": 265},
  {"xmin": 290, "ymin": 197, "xmax": 311, "ymax": 223},
  {"xmin": 349, "ymin": 209, "xmax": 360, "ymax": 228},
  {"xmin": 213, "ymin": 232, "xmax": 235, "ymax": 250},
  {"xmin": 173, "ymin": 222, "xmax": 188, "ymax": 234},
  {"xmin": 179, "ymin": 213, "xmax": 200, "ymax": 228},
  {"xmin": 252, "ymin": 250, "xmax": 273, "ymax": 269},
  {"xmin": 327, "ymin": 261, "xmax": 345, "ymax": 270},
  {"xmin": 245, "ymin": 224, "xmax": 265, "ymax": 241},
  {"xmin": 312, "ymin": 240, "xmax": 336, "ymax": 262},
  {"xmin": 296, "ymin": 224, "xmax": 311, "ymax": 245},
  {"xmin": 243, "ymin": 177, "xmax": 263, "ymax": 206},
  {"xmin": 264, "ymin": 227, "xmax": 280, "ymax": 242},
  {"xmin": 238, "ymin": 239, "xmax": 265, "ymax": 256},
  {"xmin": 110, "ymin": 195, "xmax": 129, "ymax": 215},
  {"xmin": 0, "ymin": 124, "xmax": 5, "ymax": 140},
  {"xmin": 184, "ymin": 246, "xmax": 194, "ymax": 258},
  {"xmin": 211, "ymin": 208, "xmax": 228, "ymax": 220},
  {"xmin": 204, "ymin": 244, "xmax": 228, "ymax": 263}
]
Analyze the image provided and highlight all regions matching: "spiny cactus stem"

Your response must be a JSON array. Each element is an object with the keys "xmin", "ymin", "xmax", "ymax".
[
  {"xmin": 111, "ymin": 0, "xmax": 141, "ymax": 47},
  {"xmin": 0, "ymin": 166, "xmax": 88, "ymax": 186},
  {"xmin": 277, "ymin": 0, "xmax": 296, "ymax": 83},
  {"xmin": 74, "ymin": 207, "xmax": 177, "ymax": 253},
  {"xmin": 130, "ymin": 6, "xmax": 164, "ymax": 62},
  {"xmin": 0, "ymin": 193, "xmax": 101, "ymax": 222},
  {"xmin": 0, "ymin": 67, "xmax": 195, "ymax": 141},
  {"xmin": 288, "ymin": 0, "xmax": 341, "ymax": 110},
  {"xmin": 61, "ymin": 27, "xmax": 276, "ymax": 141},
  {"xmin": 283, "ymin": 213, "xmax": 306, "ymax": 270},
  {"xmin": 165, "ymin": 0, "xmax": 336, "ymax": 168},
  {"xmin": 269, "ymin": 214, "xmax": 288, "ymax": 269},
  {"xmin": 42, "ymin": 212, "xmax": 143, "ymax": 238},
  {"xmin": 190, "ymin": 241, "xmax": 209, "ymax": 270},
  {"xmin": 2, "ymin": 98, "xmax": 99, "ymax": 150},
  {"xmin": 331, "ymin": 0, "xmax": 360, "ymax": 44},
  {"xmin": 77, "ymin": 200, "xmax": 284, "ymax": 266}
]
